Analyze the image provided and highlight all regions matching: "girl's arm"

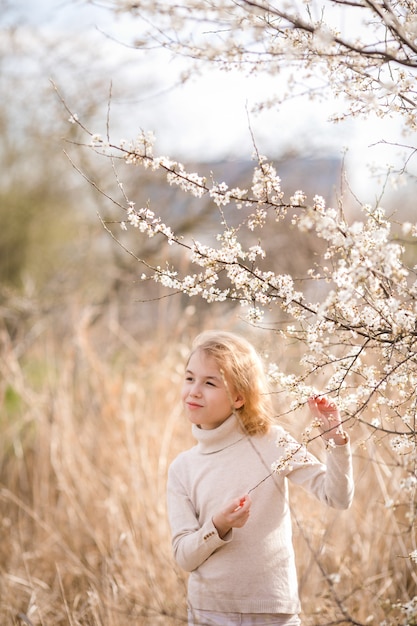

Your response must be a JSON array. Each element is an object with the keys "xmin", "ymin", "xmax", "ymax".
[
  {"xmin": 278, "ymin": 397, "xmax": 354, "ymax": 509},
  {"xmin": 167, "ymin": 466, "xmax": 250, "ymax": 572},
  {"xmin": 284, "ymin": 436, "xmax": 354, "ymax": 510}
]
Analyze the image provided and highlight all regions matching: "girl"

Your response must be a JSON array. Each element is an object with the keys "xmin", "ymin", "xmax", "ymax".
[{"xmin": 167, "ymin": 331, "xmax": 354, "ymax": 626}]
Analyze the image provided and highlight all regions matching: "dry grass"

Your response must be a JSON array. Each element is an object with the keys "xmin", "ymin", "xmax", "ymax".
[{"xmin": 0, "ymin": 301, "xmax": 416, "ymax": 626}]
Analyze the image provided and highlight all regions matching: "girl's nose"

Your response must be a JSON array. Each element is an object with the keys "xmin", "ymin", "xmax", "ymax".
[{"xmin": 189, "ymin": 383, "xmax": 201, "ymax": 397}]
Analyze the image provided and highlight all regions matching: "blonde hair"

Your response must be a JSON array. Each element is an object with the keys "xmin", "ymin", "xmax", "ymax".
[{"xmin": 189, "ymin": 331, "xmax": 274, "ymax": 436}]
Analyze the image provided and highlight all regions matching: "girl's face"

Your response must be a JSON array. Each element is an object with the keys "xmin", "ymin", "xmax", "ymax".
[{"xmin": 182, "ymin": 349, "xmax": 244, "ymax": 430}]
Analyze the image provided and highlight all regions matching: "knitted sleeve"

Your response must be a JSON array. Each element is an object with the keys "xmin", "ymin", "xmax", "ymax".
[
  {"xmin": 166, "ymin": 459, "xmax": 232, "ymax": 572},
  {"xmin": 276, "ymin": 431, "xmax": 354, "ymax": 509}
]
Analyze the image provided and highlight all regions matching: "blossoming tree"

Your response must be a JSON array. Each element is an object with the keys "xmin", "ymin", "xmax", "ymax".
[{"xmin": 65, "ymin": 0, "xmax": 417, "ymax": 621}]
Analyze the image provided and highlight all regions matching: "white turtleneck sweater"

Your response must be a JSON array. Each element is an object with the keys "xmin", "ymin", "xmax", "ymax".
[{"xmin": 167, "ymin": 414, "xmax": 354, "ymax": 615}]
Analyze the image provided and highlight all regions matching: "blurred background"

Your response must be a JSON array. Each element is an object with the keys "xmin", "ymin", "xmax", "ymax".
[{"xmin": 1, "ymin": 1, "xmax": 416, "ymax": 624}]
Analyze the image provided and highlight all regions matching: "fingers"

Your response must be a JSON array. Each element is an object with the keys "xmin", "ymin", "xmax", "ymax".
[
  {"xmin": 308, "ymin": 395, "xmax": 340, "ymax": 419},
  {"xmin": 213, "ymin": 495, "xmax": 251, "ymax": 537},
  {"xmin": 233, "ymin": 495, "xmax": 249, "ymax": 512},
  {"xmin": 309, "ymin": 395, "xmax": 337, "ymax": 411},
  {"xmin": 232, "ymin": 497, "xmax": 251, "ymax": 528},
  {"xmin": 309, "ymin": 395, "xmax": 341, "ymax": 427},
  {"xmin": 230, "ymin": 495, "xmax": 251, "ymax": 527}
]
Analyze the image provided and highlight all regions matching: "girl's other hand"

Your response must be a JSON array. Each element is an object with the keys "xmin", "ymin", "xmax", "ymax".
[
  {"xmin": 212, "ymin": 494, "xmax": 251, "ymax": 539},
  {"xmin": 308, "ymin": 395, "xmax": 347, "ymax": 444}
]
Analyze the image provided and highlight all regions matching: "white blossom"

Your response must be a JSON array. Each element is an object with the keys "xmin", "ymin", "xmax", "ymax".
[{"xmin": 73, "ymin": 6, "xmax": 417, "ymax": 602}]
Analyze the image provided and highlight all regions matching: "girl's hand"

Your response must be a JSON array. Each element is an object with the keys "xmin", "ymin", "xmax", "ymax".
[
  {"xmin": 308, "ymin": 396, "xmax": 348, "ymax": 445},
  {"xmin": 212, "ymin": 494, "xmax": 251, "ymax": 539}
]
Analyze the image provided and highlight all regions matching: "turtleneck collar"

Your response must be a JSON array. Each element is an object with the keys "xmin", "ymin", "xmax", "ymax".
[{"xmin": 192, "ymin": 413, "xmax": 246, "ymax": 454}]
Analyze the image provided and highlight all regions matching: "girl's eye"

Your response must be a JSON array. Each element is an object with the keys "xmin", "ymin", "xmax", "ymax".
[
  {"xmin": 206, "ymin": 381, "xmax": 215, "ymax": 387},
  {"xmin": 185, "ymin": 376, "xmax": 194, "ymax": 383}
]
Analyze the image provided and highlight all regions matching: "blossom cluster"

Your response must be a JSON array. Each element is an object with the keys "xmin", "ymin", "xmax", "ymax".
[
  {"xmin": 103, "ymin": 135, "xmax": 417, "ymax": 461},
  {"xmin": 125, "ymin": 202, "xmax": 175, "ymax": 242},
  {"xmin": 109, "ymin": 0, "xmax": 417, "ymax": 131},
  {"xmin": 84, "ymin": 134, "xmax": 417, "ymax": 447},
  {"xmin": 271, "ymin": 434, "xmax": 312, "ymax": 474},
  {"xmin": 86, "ymin": 134, "xmax": 417, "ymax": 478}
]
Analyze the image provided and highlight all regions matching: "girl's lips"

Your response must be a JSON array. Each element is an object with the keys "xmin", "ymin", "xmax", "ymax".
[{"xmin": 186, "ymin": 401, "xmax": 203, "ymax": 409}]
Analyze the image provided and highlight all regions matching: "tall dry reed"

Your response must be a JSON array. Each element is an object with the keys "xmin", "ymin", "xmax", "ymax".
[{"xmin": 0, "ymin": 302, "xmax": 415, "ymax": 625}]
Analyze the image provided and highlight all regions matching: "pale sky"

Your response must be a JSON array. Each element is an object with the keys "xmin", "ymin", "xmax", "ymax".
[{"xmin": 6, "ymin": 0, "xmax": 415, "ymax": 201}]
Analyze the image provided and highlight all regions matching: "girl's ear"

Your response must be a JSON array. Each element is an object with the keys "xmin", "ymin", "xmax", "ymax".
[{"xmin": 233, "ymin": 394, "xmax": 245, "ymax": 410}]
